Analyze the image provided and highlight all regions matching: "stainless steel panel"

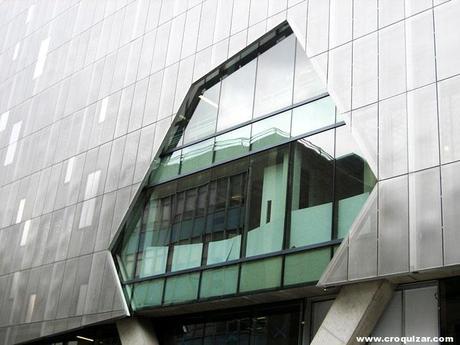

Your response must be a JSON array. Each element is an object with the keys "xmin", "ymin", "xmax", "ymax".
[
  {"xmin": 378, "ymin": 94, "xmax": 407, "ymax": 179},
  {"xmin": 441, "ymin": 161, "xmax": 460, "ymax": 265},
  {"xmin": 407, "ymin": 84, "xmax": 439, "ymax": 172},
  {"xmin": 378, "ymin": 176, "xmax": 409, "ymax": 275},
  {"xmin": 409, "ymin": 168, "xmax": 443, "ymax": 270}
]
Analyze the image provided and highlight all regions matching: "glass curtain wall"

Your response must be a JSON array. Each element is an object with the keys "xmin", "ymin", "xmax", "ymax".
[
  {"xmin": 151, "ymin": 97, "xmax": 336, "ymax": 185},
  {"xmin": 160, "ymin": 23, "xmax": 327, "ymax": 158},
  {"xmin": 112, "ymin": 22, "xmax": 376, "ymax": 311},
  {"xmin": 116, "ymin": 132, "xmax": 375, "ymax": 309}
]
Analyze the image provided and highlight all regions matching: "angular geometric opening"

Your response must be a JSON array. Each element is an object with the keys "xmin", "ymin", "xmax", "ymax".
[{"xmin": 111, "ymin": 22, "xmax": 376, "ymax": 311}]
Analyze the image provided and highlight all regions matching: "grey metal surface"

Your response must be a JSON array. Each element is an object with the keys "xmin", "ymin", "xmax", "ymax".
[{"xmin": 0, "ymin": 0, "xmax": 459, "ymax": 343}]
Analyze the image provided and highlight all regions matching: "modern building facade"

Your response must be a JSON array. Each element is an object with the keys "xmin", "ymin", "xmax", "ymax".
[{"xmin": 0, "ymin": 1, "xmax": 459, "ymax": 344}]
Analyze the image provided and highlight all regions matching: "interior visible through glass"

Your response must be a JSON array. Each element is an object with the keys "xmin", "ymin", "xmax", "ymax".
[
  {"xmin": 116, "ymin": 134, "xmax": 375, "ymax": 283},
  {"xmin": 113, "ymin": 22, "xmax": 377, "ymax": 311}
]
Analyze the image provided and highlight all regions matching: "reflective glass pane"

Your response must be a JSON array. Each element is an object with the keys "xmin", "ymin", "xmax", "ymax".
[
  {"xmin": 293, "ymin": 41, "xmax": 327, "ymax": 103},
  {"xmin": 139, "ymin": 244, "xmax": 168, "ymax": 277},
  {"xmin": 335, "ymin": 126, "xmax": 376, "ymax": 238},
  {"xmin": 214, "ymin": 125, "xmax": 250, "ymax": 163},
  {"xmin": 246, "ymin": 147, "xmax": 289, "ymax": 257},
  {"xmin": 132, "ymin": 280, "xmax": 164, "ymax": 309},
  {"xmin": 284, "ymin": 248, "xmax": 330, "ymax": 285},
  {"xmin": 217, "ymin": 60, "xmax": 256, "ymax": 131},
  {"xmin": 291, "ymin": 97, "xmax": 335, "ymax": 137},
  {"xmin": 250, "ymin": 110, "xmax": 291, "ymax": 151},
  {"xmin": 145, "ymin": 159, "xmax": 250, "ymax": 273},
  {"xmin": 183, "ymin": 82, "xmax": 220, "ymax": 144},
  {"xmin": 171, "ymin": 243, "xmax": 203, "ymax": 272},
  {"xmin": 254, "ymin": 35, "xmax": 295, "ymax": 117},
  {"xmin": 199, "ymin": 265, "xmax": 238, "ymax": 298},
  {"xmin": 139, "ymin": 188, "xmax": 173, "ymax": 278},
  {"xmin": 239, "ymin": 257, "xmax": 282, "ymax": 292},
  {"xmin": 164, "ymin": 273, "xmax": 200, "ymax": 304},
  {"xmin": 289, "ymin": 133, "xmax": 334, "ymax": 248},
  {"xmin": 117, "ymin": 209, "xmax": 142, "ymax": 281},
  {"xmin": 153, "ymin": 151, "xmax": 181, "ymax": 183},
  {"xmin": 180, "ymin": 138, "xmax": 214, "ymax": 174},
  {"xmin": 207, "ymin": 235, "xmax": 241, "ymax": 265}
]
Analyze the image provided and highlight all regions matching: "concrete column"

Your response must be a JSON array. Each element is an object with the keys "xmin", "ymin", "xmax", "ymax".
[
  {"xmin": 117, "ymin": 317, "xmax": 159, "ymax": 345},
  {"xmin": 311, "ymin": 280, "xmax": 394, "ymax": 345}
]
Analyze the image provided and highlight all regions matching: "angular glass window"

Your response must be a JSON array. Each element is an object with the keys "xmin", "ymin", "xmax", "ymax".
[
  {"xmin": 239, "ymin": 257, "xmax": 282, "ymax": 292},
  {"xmin": 180, "ymin": 138, "xmax": 214, "ymax": 174},
  {"xmin": 335, "ymin": 126, "xmax": 376, "ymax": 239},
  {"xmin": 199, "ymin": 265, "xmax": 239, "ymax": 298},
  {"xmin": 112, "ymin": 21, "xmax": 377, "ymax": 311},
  {"xmin": 139, "ymin": 187, "xmax": 173, "ymax": 278},
  {"xmin": 253, "ymin": 35, "xmax": 296, "ymax": 117},
  {"xmin": 152, "ymin": 150, "xmax": 181, "ymax": 183},
  {"xmin": 214, "ymin": 125, "xmax": 250, "ymax": 162},
  {"xmin": 163, "ymin": 273, "xmax": 200, "ymax": 304},
  {"xmin": 291, "ymin": 96, "xmax": 336, "ymax": 137},
  {"xmin": 250, "ymin": 110, "xmax": 291, "ymax": 151},
  {"xmin": 116, "ymin": 209, "xmax": 142, "ymax": 281},
  {"xmin": 246, "ymin": 146, "xmax": 289, "ymax": 257},
  {"xmin": 289, "ymin": 132, "xmax": 334, "ymax": 248},
  {"xmin": 132, "ymin": 279, "xmax": 164, "ymax": 309},
  {"xmin": 183, "ymin": 82, "xmax": 220, "ymax": 144},
  {"xmin": 284, "ymin": 248, "xmax": 331, "ymax": 285},
  {"xmin": 293, "ymin": 41, "xmax": 327, "ymax": 103},
  {"xmin": 217, "ymin": 60, "xmax": 257, "ymax": 131}
]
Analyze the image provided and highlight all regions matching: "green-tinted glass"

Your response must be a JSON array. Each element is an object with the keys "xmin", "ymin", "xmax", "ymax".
[
  {"xmin": 171, "ymin": 243, "xmax": 203, "ymax": 272},
  {"xmin": 335, "ymin": 125, "xmax": 376, "ymax": 238},
  {"xmin": 183, "ymin": 82, "xmax": 220, "ymax": 144},
  {"xmin": 164, "ymin": 273, "xmax": 200, "ymax": 304},
  {"xmin": 250, "ymin": 110, "xmax": 291, "ymax": 151},
  {"xmin": 290, "ymin": 203, "xmax": 332, "ymax": 247},
  {"xmin": 117, "ymin": 208, "xmax": 142, "ymax": 281},
  {"xmin": 253, "ymin": 35, "xmax": 295, "ymax": 117},
  {"xmin": 214, "ymin": 125, "xmax": 250, "ymax": 163},
  {"xmin": 200, "ymin": 265, "xmax": 239, "ymax": 298},
  {"xmin": 217, "ymin": 60, "xmax": 256, "ymax": 131},
  {"xmin": 207, "ymin": 235, "xmax": 241, "ymax": 265},
  {"xmin": 291, "ymin": 97, "xmax": 335, "ymax": 137},
  {"xmin": 337, "ymin": 192, "xmax": 369, "ymax": 238},
  {"xmin": 293, "ymin": 41, "xmax": 327, "ymax": 103},
  {"xmin": 289, "ymin": 134, "xmax": 334, "ymax": 248},
  {"xmin": 284, "ymin": 249, "xmax": 330, "ymax": 286},
  {"xmin": 132, "ymin": 279, "xmax": 164, "ymax": 309},
  {"xmin": 181, "ymin": 138, "xmax": 214, "ymax": 174},
  {"xmin": 246, "ymin": 147, "xmax": 289, "ymax": 257},
  {"xmin": 239, "ymin": 257, "xmax": 282, "ymax": 292},
  {"xmin": 153, "ymin": 150, "xmax": 181, "ymax": 183},
  {"xmin": 139, "ymin": 244, "xmax": 168, "ymax": 278}
]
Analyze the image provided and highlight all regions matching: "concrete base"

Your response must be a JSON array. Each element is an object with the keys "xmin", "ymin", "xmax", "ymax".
[
  {"xmin": 116, "ymin": 317, "xmax": 159, "ymax": 345},
  {"xmin": 311, "ymin": 280, "xmax": 394, "ymax": 345}
]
